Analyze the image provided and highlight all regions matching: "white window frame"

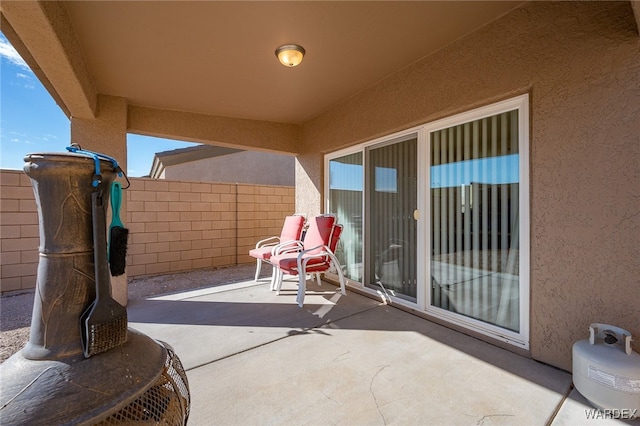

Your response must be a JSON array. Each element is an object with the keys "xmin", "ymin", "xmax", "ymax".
[
  {"xmin": 421, "ymin": 94, "xmax": 530, "ymax": 349},
  {"xmin": 324, "ymin": 94, "xmax": 530, "ymax": 349}
]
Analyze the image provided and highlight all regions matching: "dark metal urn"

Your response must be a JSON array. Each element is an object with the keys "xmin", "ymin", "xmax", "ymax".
[{"xmin": 0, "ymin": 152, "xmax": 190, "ymax": 425}]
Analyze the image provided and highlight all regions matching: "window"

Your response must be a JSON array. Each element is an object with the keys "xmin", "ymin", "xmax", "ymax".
[{"xmin": 325, "ymin": 94, "xmax": 529, "ymax": 348}]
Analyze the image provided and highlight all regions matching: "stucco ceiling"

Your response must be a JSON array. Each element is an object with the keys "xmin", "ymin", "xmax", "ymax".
[{"xmin": 5, "ymin": 1, "xmax": 525, "ymax": 125}]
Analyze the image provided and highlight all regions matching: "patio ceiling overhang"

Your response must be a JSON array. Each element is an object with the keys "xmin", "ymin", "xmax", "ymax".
[
  {"xmin": 4, "ymin": 1, "xmax": 638, "ymax": 155},
  {"xmin": 1, "ymin": 0, "xmax": 533, "ymax": 154}
]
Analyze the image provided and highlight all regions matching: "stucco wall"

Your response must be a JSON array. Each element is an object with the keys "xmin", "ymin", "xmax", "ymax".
[
  {"xmin": 298, "ymin": 1, "xmax": 640, "ymax": 371},
  {"xmin": 70, "ymin": 95, "xmax": 129, "ymax": 303},
  {"xmin": 164, "ymin": 151, "xmax": 295, "ymax": 187},
  {"xmin": 129, "ymin": 106, "xmax": 301, "ymax": 155}
]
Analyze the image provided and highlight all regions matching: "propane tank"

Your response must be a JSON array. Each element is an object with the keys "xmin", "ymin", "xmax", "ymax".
[{"xmin": 572, "ymin": 323, "xmax": 640, "ymax": 412}]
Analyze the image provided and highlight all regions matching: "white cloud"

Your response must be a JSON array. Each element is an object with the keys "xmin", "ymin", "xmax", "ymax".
[
  {"xmin": 13, "ymin": 72, "xmax": 35, "ymax": 89},
  {"xmin": 0, "ymin": 34, "xmax": 30, "ymax": 72},
  {"xmin": 4, "ymin": 131, "xmax": 61, "ymax": 146}
]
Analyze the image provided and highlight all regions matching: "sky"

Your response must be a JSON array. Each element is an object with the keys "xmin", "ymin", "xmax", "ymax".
[
  {"xmin": 0, "ymin": 33, "xmax": 198, "ymax": 177},
  {"xmin": 330, "ymin": 155, "xmax": 519, "ymax": 193}
]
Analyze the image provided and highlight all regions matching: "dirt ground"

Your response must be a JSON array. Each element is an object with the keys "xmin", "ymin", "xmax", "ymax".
[{"xmin": 0, "ymin": 263, "xmax": 267, "ymax": 364}]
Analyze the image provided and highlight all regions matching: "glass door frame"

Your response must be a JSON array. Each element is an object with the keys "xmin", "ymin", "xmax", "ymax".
[
  {"xmin": 324, "ymin": 127, "xmax": 424, "ymax": 299},
  {"xmin": 421, "ymin": 95, "xmax": 530, "ymax": 349},
  {"xmin": 324, "ymin": 94, "xmax": 529, "ymax": 349},
  {"xmin": 364, "ymin": 133, "xmax": 420, "ymax": 303}
]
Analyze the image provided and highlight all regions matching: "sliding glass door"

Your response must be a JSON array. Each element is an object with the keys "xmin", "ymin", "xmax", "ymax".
[
  {"xmin": 325, "ymin": 95, "xmax": 528, "ymax": 348},
  {"xmin": 365, "ymin": 136, "xmax": 418, "ymax": 302},
  {"xmin": 429, "ymin": 110, "xmax": 522, "ymax": 332},
  {"xmin": 328, "ymin": 153, "xmax": 363, "ymax": 281}
]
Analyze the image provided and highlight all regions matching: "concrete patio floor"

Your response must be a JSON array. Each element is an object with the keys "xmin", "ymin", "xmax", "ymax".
[{"xmin": 127, "ymin": 275, "xmax": 633, "ymax": 425}]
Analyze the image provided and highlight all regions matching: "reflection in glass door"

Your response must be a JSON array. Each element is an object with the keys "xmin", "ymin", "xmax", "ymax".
[
  {"xmin": 328, "ymin": 153, "xmax": 363, "ymax": 281},
  {"xmin": 366, "ymin": 137, "xmax": 418, "ymax": 302},
  {"xmin": 326, "ymin": 95, "xmax": 528, "ymax": 347},
  {"xmin": 429, "ymin": 110, "xmax": 521, "ymax": 331}
]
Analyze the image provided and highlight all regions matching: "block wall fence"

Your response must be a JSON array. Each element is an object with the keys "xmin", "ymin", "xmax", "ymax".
[{"xmin": 0, "ymin": 169, "xmax": 295, "ymax": 294}]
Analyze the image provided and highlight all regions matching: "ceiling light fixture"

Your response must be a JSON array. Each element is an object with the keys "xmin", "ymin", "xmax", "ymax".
[{"xmin": 275, "ymin": 44, "xmax": 305, "ymax": 67}]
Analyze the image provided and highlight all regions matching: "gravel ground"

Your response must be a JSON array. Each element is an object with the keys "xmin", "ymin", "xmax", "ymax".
[{"xmin": 0, "ymin": 263, "xmax": 267, "ymax": 364}]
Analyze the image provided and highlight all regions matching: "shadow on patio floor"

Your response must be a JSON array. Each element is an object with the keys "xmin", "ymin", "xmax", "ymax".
[{"xmin": 124, "ymin": 273, "xmax": 601, "ymax": 426}]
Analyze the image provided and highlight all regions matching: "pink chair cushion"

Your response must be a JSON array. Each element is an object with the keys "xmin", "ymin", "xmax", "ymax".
[
  {"xmin": 280, "ymin": 215, "xmax": 305, "ymax": 242},
  {"xmin": 270, "ymin": 215, "xmax": 340, "ymax": 276},
  {"xmin": 249, "ymin": 215, "xmax": 305, "ymax": 261},
  {"xmin": 328, "ymin": 224, "xmax": 342, "ymax": 253},
  {"xmin": 248, "ymin": 246, "xmax": 273, "ymax": 260},
  {"xmin": 271, "ymin": 253, "xmax": 329, "ymax": 275},
  {"xmin": 302, "ymin": 215, "xmax": 336, "ymax": 254}
]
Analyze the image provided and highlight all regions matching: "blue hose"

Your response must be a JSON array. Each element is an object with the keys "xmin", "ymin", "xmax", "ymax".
[{"xmin": 66, "ymin": 144, "xmax": 123, "ymax": 187}]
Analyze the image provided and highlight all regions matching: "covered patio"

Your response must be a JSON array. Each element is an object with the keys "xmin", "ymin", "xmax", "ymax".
[
  {"xmin": 0, "ymin": 264, "xmax": 631, "ymax": 424},
  {"xmin": 1, "ymin": 2, "xmax": 638, "ymax": 419},
  {"xmin": 126, "ymin": 267, "xmax": 605, "ymax": 425}
]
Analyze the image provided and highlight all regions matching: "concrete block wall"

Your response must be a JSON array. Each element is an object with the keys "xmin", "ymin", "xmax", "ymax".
[
  {"xmin": 0, "ymin": 170, "xmax": 39, "ymax": 293},
  {"xmin": 0, "ymin": 169, "xmax": 295, "ymax": 293},
  {"xmin": 126, "ymin": 178, "xmax": 295, "ymax": 277}
]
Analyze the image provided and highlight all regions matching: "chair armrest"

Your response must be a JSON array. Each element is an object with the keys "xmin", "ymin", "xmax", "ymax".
[
  {"xmin": 297, "ymin": 244, "xmax": 330, "ymax": 257},
  {"xmin": 296, "ymin": 245, "xmax": 343, "ymax": 271},
  {"xmin": 272, "ymin": 239, "xmax": 303, "ymax": 255},
  {"xmin": 255, "ymin": 236, "xmax": 280, "ymax": 249}
]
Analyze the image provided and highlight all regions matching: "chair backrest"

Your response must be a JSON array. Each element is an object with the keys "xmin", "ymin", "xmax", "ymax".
[
  {"xmin": 302, "ymin": 214, "xmax": 336, "ymax": 254},
  {"xmin": 328, "ymin": 224, "xmax": 343, "ymax": 254},
  {"xmin": 280, "ymin": 215, "xmax": 305, "ymax": 242}
]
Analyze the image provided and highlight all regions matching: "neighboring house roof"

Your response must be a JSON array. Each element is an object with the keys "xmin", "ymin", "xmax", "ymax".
[
  {"xmin": 149, "ymin": 145, "xmax": 243, "ymax": 178},
  {"xmin": 149, "ymin": 144, "xmax": 294, "ymax": 186}
]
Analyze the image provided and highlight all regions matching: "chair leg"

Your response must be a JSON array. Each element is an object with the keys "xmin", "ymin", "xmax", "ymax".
[
  {"xmin": 315, "ymin": 272, "xmax": 321, "ymax": 286},
  {"xmin": 254, "ymin": 259, "xmax": 262, "ymax": 281},
  {"xmin": 336, "ymin": 266, "xmax": 347, "ymax": 296},
  {"xmin": 296, "ymin": 273, "xmax": 307, "ymax": 308},
  {"xmin": 326, "ymin": 252, "xmax": 347, "ymax": 297},
  {"xmin": 275, "ymin": 269, "xmax": 285, "ymax": 294},
  {"xmin": 270, "ymin": 267, "xmax": 277, "ymax": 291}
]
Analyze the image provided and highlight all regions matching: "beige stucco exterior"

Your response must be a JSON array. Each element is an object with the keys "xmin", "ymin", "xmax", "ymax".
[
  {"xmin": 160, "ymin": 151, "xmax": 295, "ymax": 187},
  {"xmin": 297, "ymin": 1, "xmax": 640, "ymax": 370},
  {"xmin": 128, "ymin": 106, "xmax": 301, "ymax": 155},
  {"xmin": 1, "ymin": 1, "xmax": 638, "ymax": 372},
  {"xmin": 69, "ymin": 96, "xmax": 129, "ymax": 304}
]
